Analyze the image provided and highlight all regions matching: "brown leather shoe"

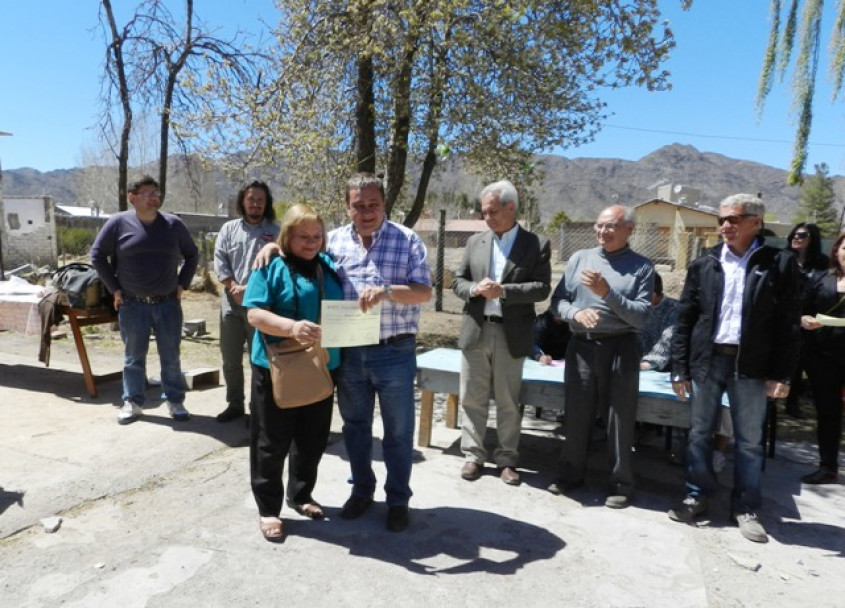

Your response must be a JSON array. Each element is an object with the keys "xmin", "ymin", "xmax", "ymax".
[
  {"xmin": 460, "ymin": 461, "xmax": 482, "ymax": 481},
  {"xmin": 500, "ymin": 466, "xmax": 521, "ymax": 486}
]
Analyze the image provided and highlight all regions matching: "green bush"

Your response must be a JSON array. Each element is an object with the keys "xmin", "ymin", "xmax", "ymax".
[{"xmin": 58, "ymin": 226, "xmax": 97, "ymax": 256}]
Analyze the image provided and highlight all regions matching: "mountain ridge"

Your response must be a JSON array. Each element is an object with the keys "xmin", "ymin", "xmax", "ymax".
[{"xmin": 2, "ymin": 144, "xmax": 843, "ymax": 224}]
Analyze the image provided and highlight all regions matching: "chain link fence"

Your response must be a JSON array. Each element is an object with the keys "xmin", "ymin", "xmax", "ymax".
[
  {"xmin": 419, "ymin": 218, "xmax": 723, "ymax": 315},
  {"xmin": 555, "ymin": 222, "xmax": 710, "ymax": 269}
]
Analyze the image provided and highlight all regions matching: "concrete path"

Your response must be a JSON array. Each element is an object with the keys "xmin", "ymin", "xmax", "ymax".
[{"xmin": 1, "ymin": 339, "xmax": 844, "ymax": 607}]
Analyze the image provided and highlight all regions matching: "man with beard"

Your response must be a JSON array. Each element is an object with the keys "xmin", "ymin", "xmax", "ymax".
[{"xmin": 214, "ymin": 181, "xmax": 280, "ymax": 423}]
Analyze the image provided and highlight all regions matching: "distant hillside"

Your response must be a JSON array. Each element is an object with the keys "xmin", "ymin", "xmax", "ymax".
[
  {"xmin": 3, "ymin": 144, "xmax": 843, "ymax": 224},
  {"xmin": 533, "ymin": 144, "xmax": 844, "ymax": 223}
]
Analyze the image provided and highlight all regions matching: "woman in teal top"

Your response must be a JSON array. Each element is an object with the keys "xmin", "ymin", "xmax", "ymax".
[{"xmin": 243, "ymin": 203, "xmax": 343, "ymax": 542}]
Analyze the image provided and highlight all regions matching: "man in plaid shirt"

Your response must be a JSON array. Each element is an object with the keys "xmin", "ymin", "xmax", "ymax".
[{"xmin": 328, "ymin": 173, "xmax": 432, "ymax": 533}]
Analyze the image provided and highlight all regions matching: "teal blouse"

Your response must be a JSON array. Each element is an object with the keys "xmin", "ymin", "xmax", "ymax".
[{"xmin": 243, "ymin": 252, "xmax": 343, "ymax": 370}]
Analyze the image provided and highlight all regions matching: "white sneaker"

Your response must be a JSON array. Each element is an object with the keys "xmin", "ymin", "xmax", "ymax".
[
  {"xmin": 166, "ymin": 401, "xmax": 190, "ymax": 421},
  {"xmin": 713, "ymin": 450, "xmax": 727, "ymax": 473},
  {"xmin": 733, "ymin": 512, "xmax": 768, "ymax": 543},
  {"xmin": 117, "ymin": 401, "xmax": 142, "ymax": 425}
]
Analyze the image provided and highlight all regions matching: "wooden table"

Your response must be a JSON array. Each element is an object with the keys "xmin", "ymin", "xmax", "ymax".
[
  {"xmin": 415, "ymin": 348, "xmax": 695, "ymax": 448},
  {"xmin": 61, "ymin": 306, "xmax": 121, "ymax": 397}
]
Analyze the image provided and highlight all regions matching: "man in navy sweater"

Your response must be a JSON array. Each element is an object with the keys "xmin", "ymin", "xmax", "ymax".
[{"xmin": 91, "ymin": 175, "xmax": 198, "ymax": 425}]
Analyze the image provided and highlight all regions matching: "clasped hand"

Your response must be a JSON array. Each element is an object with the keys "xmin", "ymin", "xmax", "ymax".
[{"xmin": 474, "ymin": 277, "xmax": 504, "ymax": 299}]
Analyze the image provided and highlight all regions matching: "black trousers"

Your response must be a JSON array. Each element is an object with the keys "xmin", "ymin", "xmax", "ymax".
[
  {"xmin": 558, "ymin": 334, "xmax": 640, "ymax": 495},
  {"xmin": 250, "ymin": 364, "xmax": 334, "ymax": 517},
  {"xmin": 804, "ymin": 353, "xmax": 844, "ymax": 472}
]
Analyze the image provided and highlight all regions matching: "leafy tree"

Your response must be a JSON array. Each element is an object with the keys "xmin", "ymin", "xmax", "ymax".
[
  {"xmin": 546, "ymin": 209, "xmax": 573, "ymax": 237},
  {"xmin": 795, "ymin": 162, "xmax": 840, "ymax": 234},
  {"xmin": 757, "ymin": 0, "xmax": 845, "ymax": 185},
  {"xmin": 196, "ymin": 0, "xmax": 676, "ymax": 226}
]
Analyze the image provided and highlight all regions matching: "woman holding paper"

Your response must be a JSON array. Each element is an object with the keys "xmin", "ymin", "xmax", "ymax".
[
  {"xmin": 799, "ymin": 233, "xmax": 845, "ymax": 485},
  {"xmin": 243, "ymin": 204, "xmax": 343, "ymax": 541}
]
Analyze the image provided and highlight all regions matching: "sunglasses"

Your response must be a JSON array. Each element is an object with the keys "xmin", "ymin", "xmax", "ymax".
[
  {"xmin": 717, "ymin": 213, "xmax": 755, "ymax": 226},
  {"xmin": 792, "ymin": 232, "xmax": 810, "ymax": 240}
]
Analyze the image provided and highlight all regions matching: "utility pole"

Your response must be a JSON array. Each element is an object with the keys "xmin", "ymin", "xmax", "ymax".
[{"xmin": 0, "ymin": 131, "xmax": 14, "ymax": 281}]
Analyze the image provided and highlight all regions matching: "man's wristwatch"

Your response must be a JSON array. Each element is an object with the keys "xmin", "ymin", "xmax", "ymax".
[{"xmin": 383, "ymin": 283, "xmax": 393, "ymax": 300}]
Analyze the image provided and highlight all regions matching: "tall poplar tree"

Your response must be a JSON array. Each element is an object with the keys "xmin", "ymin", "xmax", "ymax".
[{"xmin": 194, "ymin": 0, "xmax": 678, "ymax": 226}]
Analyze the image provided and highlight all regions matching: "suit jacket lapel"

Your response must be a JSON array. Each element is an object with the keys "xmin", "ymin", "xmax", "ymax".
[{"xmin": 502, "ymin": 225, "xmax": 525, "ymax": 281}]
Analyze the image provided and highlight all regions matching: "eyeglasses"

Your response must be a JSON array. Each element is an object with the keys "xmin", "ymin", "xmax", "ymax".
[
  {"xmin": 594, "ymin": 222, "xmax": 619, "ymax": 231},
  {"xmin": 792, "ymin": 232, "xmax": 810, "ymax": 240},
  {"xmin": 716, "ymin": 213, "xmax": 755, "ymax": 226}
]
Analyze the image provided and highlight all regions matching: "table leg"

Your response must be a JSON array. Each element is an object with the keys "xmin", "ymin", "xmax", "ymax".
[
  {"xmin": 445, "ymin": 393, "xmax": 459, "ymax": 429},
  {"xmin": 418, "ymin": 390, "xmax": 434, "ymax": 448},
  {"xmin": 67, "ymin": 312, "xmax": 98, "ymax": 398}
]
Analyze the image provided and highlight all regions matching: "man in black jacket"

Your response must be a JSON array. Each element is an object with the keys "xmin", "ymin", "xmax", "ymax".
[{"xmin": 668, "ymin": 194, "xmax": 800, "ymax": 543}]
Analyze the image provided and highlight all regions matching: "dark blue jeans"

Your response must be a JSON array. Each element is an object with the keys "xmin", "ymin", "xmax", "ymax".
[
  {"xmin": 337, "ymin": 336, "xmax": 417, "ymax": 507},
  {"xmin": 686, "ymin": 353, "xmax": 767, "ymax": 513},
  {"xmin": 118, "ymin": 298, "xmax": 185, "ymax": 405}
]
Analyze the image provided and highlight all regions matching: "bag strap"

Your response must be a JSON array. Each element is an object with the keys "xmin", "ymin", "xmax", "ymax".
[
  {"xmin": 822, "ymin": 293, "xmax": 845, "ymax": 316},
  {"xmin": 262, "ymin": 256, "xmax": 326, "ymax": 347}
]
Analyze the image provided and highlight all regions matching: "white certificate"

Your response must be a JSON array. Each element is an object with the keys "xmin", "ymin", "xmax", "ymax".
[
  {"xmin": 815, "ymin": 314, "xmax": 845, "ymax": 327},
  {"xmin": 320, "ymin": 300, "xmax": 382, "ymax": 347}
]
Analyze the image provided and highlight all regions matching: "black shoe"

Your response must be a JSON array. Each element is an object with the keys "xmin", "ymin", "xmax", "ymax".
[
  {"xmin": 668, "ymin": 495, "xmax": 708, "ymax": 523},
  {"xmin": 386, "ymin": 505, "xmax": 410, "ymax": 532},
  {"xmin": 801, "ymin": 468, "xmax": 838, "ymax": 484},
  {"xmin": 216, "ymin": 405, "xmax": 245, "ymax": 423},
  {"xmin": 339, "ymin": 495, "xmax": 373, "ymax": 520}
]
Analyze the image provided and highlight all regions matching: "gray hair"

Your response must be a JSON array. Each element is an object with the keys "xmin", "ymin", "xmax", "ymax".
[
  {"xmin": 719, "ymin": 193, "xmax": 765, "ymax": 218},
  {"xmin": 480, "ymin": 180, "xmax": 519, "ymax": 209},
  {"xmin": 345, "ymin": 172, "xmax": 385, "ymax": 204},
  {"xmin": 600, "ymin": 205, "xmax": 636, "ymax": 225}
]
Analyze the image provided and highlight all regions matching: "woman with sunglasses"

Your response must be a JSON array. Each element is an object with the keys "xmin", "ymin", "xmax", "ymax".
[
  {"xmin": 786, "ymin": 223, "xmax": 829, "ymax": 275},
  {"xmin": 783, "ymin": 223, "xmax": 830, "ymax": 417},
  {"xmin": 798, "ymin": 233, "xmax": 845, "ymax": 484}
]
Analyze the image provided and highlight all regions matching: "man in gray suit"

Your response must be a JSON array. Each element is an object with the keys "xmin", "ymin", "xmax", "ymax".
[{"xmin": 453, "ymin": 180, "xmax": 551, "ymax": 486}]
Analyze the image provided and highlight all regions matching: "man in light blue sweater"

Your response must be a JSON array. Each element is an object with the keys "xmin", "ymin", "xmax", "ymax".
[{"xmin": 549, "ymin": 205, "xmax": 654, "ymax": 508}]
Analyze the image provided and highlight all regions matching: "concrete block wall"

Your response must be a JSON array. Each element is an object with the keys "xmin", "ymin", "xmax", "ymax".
[{"xmin": 1, "ymin": 196, "xmax": 58, "ymax": 269}]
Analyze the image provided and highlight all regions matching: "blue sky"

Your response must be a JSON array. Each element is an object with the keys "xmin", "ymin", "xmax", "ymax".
[{"xmin": 1, "ymin": 1, "xmax": 844, "ymax": 175}]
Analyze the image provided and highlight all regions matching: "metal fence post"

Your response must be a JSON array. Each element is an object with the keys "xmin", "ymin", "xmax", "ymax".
[{"xmin": 435, "ymin": 209, "xmax": 445, "ymax": 311}]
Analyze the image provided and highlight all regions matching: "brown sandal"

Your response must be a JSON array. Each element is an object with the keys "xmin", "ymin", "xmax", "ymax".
[
  {"xmin": 291, "ymin": 502, "xmax": 325, "ymax": 520},
  {"xmin": 259, "ymin": 517, "xmax": 284, "ymax": 542}
]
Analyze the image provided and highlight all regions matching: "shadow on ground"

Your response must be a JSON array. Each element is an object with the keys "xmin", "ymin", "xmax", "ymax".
[{"xmin": 289, "ymin": 504, "xmax": 566, "ymax": 575}]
